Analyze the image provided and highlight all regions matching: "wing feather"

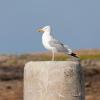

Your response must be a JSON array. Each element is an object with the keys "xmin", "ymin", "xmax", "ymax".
[{"xmin": 48, "ymin": 37, "xmax": 71, "ymax": 53}]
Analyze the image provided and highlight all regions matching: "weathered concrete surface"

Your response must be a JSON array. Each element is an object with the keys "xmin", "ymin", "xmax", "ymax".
[{"xmin": 24, "ymin": 61, "xmax": 85, "ymax": 100}]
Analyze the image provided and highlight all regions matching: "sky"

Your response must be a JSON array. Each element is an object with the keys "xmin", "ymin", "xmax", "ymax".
[{"xmin": 0, "ymin": 0, "xmax": 100, "ymax": 54}]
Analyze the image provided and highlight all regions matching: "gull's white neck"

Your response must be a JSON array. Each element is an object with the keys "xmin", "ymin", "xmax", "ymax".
[
  {"xmin": 42, "ymin": 30, "xmax": 51, "ymax": 41},
  {"xmin": 43, "ymin": 28, "xmax": 51, "ymax": 35},
  {"xmin": 44, "ymin": 31, "xmax": 50, "ymax": 35}
]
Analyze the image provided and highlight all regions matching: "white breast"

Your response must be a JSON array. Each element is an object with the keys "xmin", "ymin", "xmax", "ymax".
[{"xmin": 42, "ymin": 33, "xmax": 53, "ymax": 50}]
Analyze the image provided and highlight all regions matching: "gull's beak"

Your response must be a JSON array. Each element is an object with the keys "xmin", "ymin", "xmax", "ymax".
[{"xmin": 37, "ymin": 28, "xmax": 44, "ymax": 32}]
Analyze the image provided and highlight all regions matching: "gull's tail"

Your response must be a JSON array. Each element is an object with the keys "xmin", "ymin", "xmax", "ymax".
[
  {"xmin": 64, "ymin": 45, "xmax": 79, "ymax": 59},
  {"xmin": 70, "ymin": 52, "xmax": 79, "ymax": 58},
  {"xmin": 68, "ymin": 52, "xmax": 80, "ymax": 61}
]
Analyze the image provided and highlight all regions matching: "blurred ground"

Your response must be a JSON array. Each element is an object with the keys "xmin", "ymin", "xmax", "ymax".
[{"xmin": 0, "ymin": 49, "xmax": 100, "ymax": 100}]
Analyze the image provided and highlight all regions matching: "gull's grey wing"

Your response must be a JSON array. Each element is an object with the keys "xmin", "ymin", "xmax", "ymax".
[
  {"xmin": 49, "ymin": 38, "xmax": 63, "ymax": 46},
  {"xmin": 48, "ymin": 38, "xmax": 70, "ymax": 52}
]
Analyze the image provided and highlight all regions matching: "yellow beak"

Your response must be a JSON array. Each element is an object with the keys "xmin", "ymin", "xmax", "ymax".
[{"xmin": 37, "ymin": 28, "xmax": 44, "ymax": 32}]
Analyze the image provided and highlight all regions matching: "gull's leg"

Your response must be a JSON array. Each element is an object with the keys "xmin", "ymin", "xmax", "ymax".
[{"xmin": 52, "ymin": 50, "xmax": 55, "ymax": 61}]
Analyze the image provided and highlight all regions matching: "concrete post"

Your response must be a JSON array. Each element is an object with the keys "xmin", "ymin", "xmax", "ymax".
[{"xmin": 24, "ymin": 61, "xmax": 85, "ymax": 100}]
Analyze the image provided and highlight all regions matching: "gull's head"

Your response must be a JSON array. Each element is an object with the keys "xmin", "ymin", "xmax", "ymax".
[{"xmin": 37, "ymin": 25, "xmax": 51, "ymax": 33}]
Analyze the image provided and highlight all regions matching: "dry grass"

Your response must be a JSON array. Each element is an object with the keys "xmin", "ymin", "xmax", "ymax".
[
  {"xmin": 0, "ymin": 49, "xmax": 100, "ymax": 67},
  {"xmin": 76, "ymin": 49, "xmax": 100, "ymax": 60}
]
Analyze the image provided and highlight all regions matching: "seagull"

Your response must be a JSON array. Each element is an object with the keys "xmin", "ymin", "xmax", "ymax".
[{"xmin": 37, "ymin": 25, "xmax": 79, "ymax": 61}]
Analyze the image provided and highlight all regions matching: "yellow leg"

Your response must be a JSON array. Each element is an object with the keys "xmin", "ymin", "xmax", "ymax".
[{"xmin": 52, "ymin": 51, "xmax": 55, "ymax": 61}]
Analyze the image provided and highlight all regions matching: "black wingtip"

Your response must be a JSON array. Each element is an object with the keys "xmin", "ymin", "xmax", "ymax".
[{"xmin": 70, "ymin": 53, "xmax": 79, "ymax": 58}]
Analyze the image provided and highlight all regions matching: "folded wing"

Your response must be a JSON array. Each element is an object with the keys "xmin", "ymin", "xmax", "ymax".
[{"xmin": 49, "ymin": 37, "xmax": 72, "ymax": 54}]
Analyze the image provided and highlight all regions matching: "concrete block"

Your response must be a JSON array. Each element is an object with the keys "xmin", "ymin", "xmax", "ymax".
[{"xmin": 24, "ymin": 61, "xmax": 85, "ymax": 100}]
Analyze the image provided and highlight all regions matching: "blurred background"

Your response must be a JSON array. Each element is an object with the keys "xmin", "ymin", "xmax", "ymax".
[{"xmin": 0, "ymin": 0, "xmax": 100, "ymax": 100}]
